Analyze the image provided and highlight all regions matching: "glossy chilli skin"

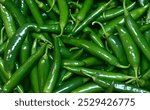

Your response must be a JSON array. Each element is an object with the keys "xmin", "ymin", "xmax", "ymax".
[
  {"xmin": 20, "ymin": 37, "xmax": 31, "ymax": 65},
  {"xmin": 30, "ymin": 39, "xmax": 40, "ymax": 93},
  {"xmin": 99, "ymin": 23, "xmax": 128, "ymax": 66},
  {"xmin": 0, "ymin": 0, "xmax": 150, "ymax": 93},
  {"xmin": 43, "ymin": 35, "xmax": 61, "ymax": 93},
  {"xmin": 83, "ymin": 27, "xmax": 104, "ymax": 48},
  {"xmin": 96, "ymin": 2, "xmax": 135, "ymax": 22},
  {"xmin": 19, "ymin": 0, "xmax": 28, "ymax": 16},
  {"xmin": 3, "ymin": 44, "xmax": 47, "ymax": 93},
  {"xmin": 20, "ymin": 37, "xmax": 31, "ymax": 92},
  {"xmin": 123, "ymin": 2, "xmax": 150, "ymax": 62},
  {"xmin": 71, "ymin": 0, "xmax": 112, "ymax": 36},
  {"xmin": 71, "ymin": 82, "xmax": 104, "ymax": 93},
  {"xmin": 4, "ymin": 24, "xmax": 40, "ymax": 73},
  {"xmin": 116, "ymin": 24, "xmax": 140, "ymax": 78},
  {"xmin": 62, "ymin": 38, "xmax": 128, "ymax": 68},
  {"xmin": 0, "ymin": 55, "xmax": 24, "ymax": 93},
  {"xmin": 93, "ymin": 78, "xmax": 150, "ymax": 93},
  {"xmin": 0, "ymin": 0, "xmax": 27, "ymax": 25},
  {"xmin": 25, "ymin": 0, "xmax": 44, "ymax": 25},
  {"xmin": 98, "ymin": 4, "xmax": 149, "ymax": 37},
  {"xmin": 57, "ymin": 0, "xmax": 69, "ymax": 36},
  {"xmin": 54, "ymin": 77, "xmax": 89, "ymax": 93},
  {"xmin": 38, "ymin": 46, "xmax": 51, "ymax": 92},
  {"xmin": 0, "ymin": 4, "xmax": 16, "ymax": 38},
  {"xmin": 74, "ymin": 0, "xmax": 94, "ymax": 29},
  {"xmin": 64, "ymin": 66, "xmax": 133, "ymax": 82}
]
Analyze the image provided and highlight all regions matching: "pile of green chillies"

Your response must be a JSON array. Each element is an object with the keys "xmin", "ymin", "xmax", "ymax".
[{"xmin": 0, "ymin": 0, "xmax": 150, "ymax": 93}]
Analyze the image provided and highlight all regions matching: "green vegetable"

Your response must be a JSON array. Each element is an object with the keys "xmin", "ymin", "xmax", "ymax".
[
  {"xmin": 3, "ymin": 43, "xmax": 47, "ymax": 93},
  {"xmin": 0, "ymin": 0, "xmax": 149, "ymax": 93},
  {"xmin": 44, "ymin": 35, "xmax": 61, "ymax": 93}
]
